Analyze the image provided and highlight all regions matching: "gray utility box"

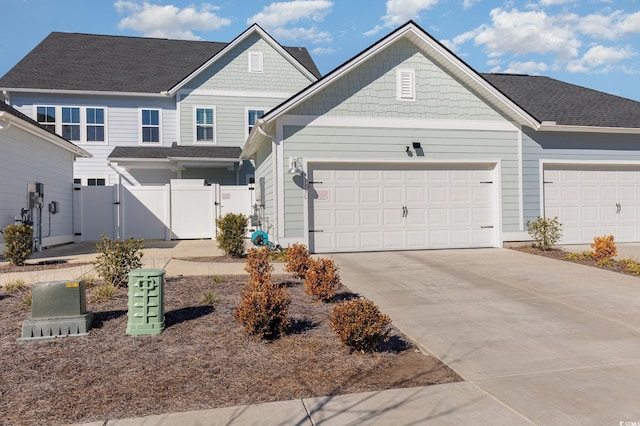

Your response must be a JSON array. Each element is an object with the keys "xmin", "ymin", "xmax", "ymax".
[{"xmin": 21, "ymin": 280, "xmax": 93, "ymax": 341}]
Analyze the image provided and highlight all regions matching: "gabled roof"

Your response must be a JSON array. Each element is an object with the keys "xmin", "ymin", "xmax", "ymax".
[
  {"xmin": 168, "ymin": 24, "xmax": 319, "ymax": 94},
  {"xmin": 482, "ymin": 73, "xmax": 640, "ymax": 129},
  {"xmin": 0, "ymin": 29, "xmax": 321, "ymax": 95},
  {"xmin": 108, "ymin": 144, "xmax": 241, "ymax": 161},
  {"xmin": 0, "ymin": 102, "xmax": 90, "ymax": 158}
]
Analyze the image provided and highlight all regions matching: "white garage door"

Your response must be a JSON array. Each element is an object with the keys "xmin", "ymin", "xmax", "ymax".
[
  {"xmin": 544, "ymin": 166, "xmax": 640, "ymax": 244},
  {"xmin": 309, "ymin": 164, "xmax": 496, "ymax": 253}
]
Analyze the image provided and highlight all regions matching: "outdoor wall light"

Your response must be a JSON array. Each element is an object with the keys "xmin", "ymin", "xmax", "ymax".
[
  {"xmin": 288, "ymin": 156, "xmax": 303, "ymax": 175},
  {"xmin": 412, "ymin": 142, "xmax": 422, "ymax": 149}
]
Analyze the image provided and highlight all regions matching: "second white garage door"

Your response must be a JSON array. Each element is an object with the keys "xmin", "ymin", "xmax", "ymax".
[
  {"xmin": 544, "ymin": 166, "xmax": 640, "ymax": 244},
  {"xmin": 308, "ymin": 163, "xmax": 496, "ymax": 253}
]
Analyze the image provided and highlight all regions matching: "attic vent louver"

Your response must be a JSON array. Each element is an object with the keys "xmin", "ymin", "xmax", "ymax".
[{"xmin": 397, "ymin": 69, "xmax": 415, "ymax": 101}]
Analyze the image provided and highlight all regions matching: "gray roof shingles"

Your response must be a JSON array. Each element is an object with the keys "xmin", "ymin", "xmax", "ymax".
[
  {"xmin": 482, "ymin": 73, "xmax": 640, "ymax": 128},
  {"xmin": 109, "ymin": 145, "xmax": 242, "ymax": 160},
  {"xmin": 0, "ymin": 32, "xmax": 321, "ymax": 93}
]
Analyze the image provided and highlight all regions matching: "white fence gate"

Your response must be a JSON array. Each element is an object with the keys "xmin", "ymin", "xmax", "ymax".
[{"xmin": 73, "ymin": 180, "xmax": 253, "ymax": 242}]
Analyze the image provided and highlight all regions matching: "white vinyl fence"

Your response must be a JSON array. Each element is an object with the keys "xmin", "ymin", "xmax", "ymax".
[{"xmin": 73, "ymin": 179, "xmax": 253, "ymax": 241}]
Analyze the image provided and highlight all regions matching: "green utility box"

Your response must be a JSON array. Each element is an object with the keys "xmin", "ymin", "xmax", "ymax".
[
  {"xmin": 21, "ymin": 280, "xmax": 93, "ymax": 341},
  {"xmin": 126, "ymin": 269, "xmax": 165, "ymax": 336}
]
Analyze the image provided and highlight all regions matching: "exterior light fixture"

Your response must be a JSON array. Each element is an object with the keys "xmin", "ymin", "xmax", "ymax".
[
  {"xmin": 288, "ymin": 156, "xmax": 303, "ymax": 175},
  {"xmin": 412, "ymin": 142, "xmax": 422, "ymax": 149}
]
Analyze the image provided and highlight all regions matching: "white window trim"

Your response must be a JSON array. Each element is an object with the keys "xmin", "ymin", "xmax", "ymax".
[
  {"xmin": 248, "ymin": 51, "xmax": 264, "ymax": 73},
  {"xmin": 76, "ymin": 176, "xmax": 109, "ymax": 186},
  {"xmin": 139, "ymin": 108, "xmax": 162, "ymax": 145},
  {"xmin": 397, "ymin": 68, "xmax": 416, "ymax": 101},
  {"xmin": 245, "ymin": 107, "xmax": 268, "ymax": 140},
  {"xmin": 193, "ymin": 105, "xmax": 216, "ymax": 145},
  {"xmin": 34, "ymin": 105, "xmax": 108, "ymax": 145}
]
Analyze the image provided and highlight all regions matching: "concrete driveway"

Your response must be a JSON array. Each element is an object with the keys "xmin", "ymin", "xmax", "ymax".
[{"xmin": 333, "ymin": 248, "xmax": 640, "ymax": 425}]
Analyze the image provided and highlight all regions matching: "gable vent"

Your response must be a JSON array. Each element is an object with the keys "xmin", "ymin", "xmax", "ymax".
[
  {"xmin": 248, "ymin": 52, "xmax": 263, "ymax": 73},
  {"xmin": 397, "ymin": 69, "xmax": 415, "ymax": 101}
]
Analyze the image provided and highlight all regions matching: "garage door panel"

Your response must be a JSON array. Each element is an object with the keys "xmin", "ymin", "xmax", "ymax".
[
  {"xmin": 545, "ymin": 167, "xmax": 640, "ymax": 244},
  {"xmin": 358, "ymin": 186, "xmax": 380, "ymax": 203},
  {"xmin": 310, "ymin": 164, "xmax": 496, "ymax": 253}
]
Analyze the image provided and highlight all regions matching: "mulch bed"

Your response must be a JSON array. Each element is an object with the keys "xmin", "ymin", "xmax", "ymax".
[
  {"xmin": 510, "ymin": 245, "xmax": 640, "ymax": 277},
  {"xmin": 0, "ymin": 261, "xmax": 92, "ymax": 274},
  {"xmin": 0, "ymin": 275, "xmax": 460, "ymax": 426}
]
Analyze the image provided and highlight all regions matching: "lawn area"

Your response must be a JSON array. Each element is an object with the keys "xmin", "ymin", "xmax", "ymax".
[{"xmin": 0, "ymin": 274, "xmax": 460, "ymax": 425}]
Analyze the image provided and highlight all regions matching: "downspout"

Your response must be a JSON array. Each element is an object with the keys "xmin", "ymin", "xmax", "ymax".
[{"xmin": 255, "ymin": 122, "xmax": 279, "ymax": 240}]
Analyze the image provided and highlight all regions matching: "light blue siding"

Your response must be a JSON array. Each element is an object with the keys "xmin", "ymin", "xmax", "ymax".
[
  {"xmin": 290, "ymin": 38, "xmax": 504, "ymax": 121},
  {"xmin": 281, "ymin": 125, "xmax": 519, "ymax": 238},
  {"xmin": 10, "ymin": 92, "xmax": 176, "ymax": 185},
  {"xmin": 254, "ymin": 141, "xmax": 275, "ymax": 232},
  {"xmin": 183, "ymin": 33, "xmax": 314, "ymax": 93},
  {"xmin": 523, "ymin": 128, "xmax": 640, "ymax": 224}
]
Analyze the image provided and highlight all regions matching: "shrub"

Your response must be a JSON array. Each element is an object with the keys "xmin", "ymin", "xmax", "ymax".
[
  {"xmin": 305, "ymin": 257, "xmax": 342, "ymax": 302},
  {"xmin": 202, "ymin": 290, "xmax": 218, "ymax": 305},
  {"xmin": 216, "ymin": 213, "xmax": 248, "ymax": 258},
  {"xmin": 285, "ymin": 243, "xmax": 311, "ymax": 279},
  {"xmin": 591, "ymin": 235, "xmax": 618, "ymax": 261},
  {"xmin": 619, "ymin": 259, "xmax": 640, "ymax": 275},
  {"xmin": 90, "ymin": 283, "xmax": 118, "ymax": 302},
  {"xmin": 92, "ymin": 234, "xmax": 144, "ymax": 287},
  {"xmin": 4, "ymin": 279, "xmax": 27, "ymax": 293},
  {"xmin": 564, "ymin": 251, "xmax": 593, "ymax": 262},
  {"xmin": 1, "ymin": 224, "xmax": 33, "ymax": 266},
  {"xmin": 329, "ymin": 298, "xmax": 391, "ymax": 352},
  {"xmin": 234, "ymin": 277, "xmax": 290, "ymax": 340},
  {"xmin": 212, "ymin": 275, "xmax": 225, "ymax": 285},
  {"xmin": 23, "ymin": 290, "xmax": 32, "ymax": 307},
  {"xmin": 526, "ymin": 216, "xmax": 562, "ymax": 251},
  {"xmin": 244, "ymin": 246, "xmax": 273, "ymax": 281}
]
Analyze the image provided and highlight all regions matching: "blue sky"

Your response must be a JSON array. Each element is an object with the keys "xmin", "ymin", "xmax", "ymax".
[{"xmin": 2, "ymin": 0, "xmax": 640, "ymax": 100}]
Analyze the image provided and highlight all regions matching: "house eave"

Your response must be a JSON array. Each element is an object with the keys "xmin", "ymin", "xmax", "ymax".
[
  {"xmin": 536, "ymin": 122, "xmax": 640, "ymax": 134},
  {"xmin": 1, "ymin": 87, "xmax": 171, "ymax": 98},
  {"xmin": 0, "ymin": 110, "xmax": 91, "ymax": 158}
]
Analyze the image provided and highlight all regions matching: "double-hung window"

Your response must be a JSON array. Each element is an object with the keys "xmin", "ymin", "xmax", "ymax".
[
  {"xmin": 195, "ymin": 107, "xmax": 215, "ymax": 143},
  {"xmin": 35, "ymin": 105, "xmax": 106, "ymax": 143},
  {"xmin": 247, "ymin": 109, "xmax": 265, "ymax": 137},
  {"xmin": 36, "ymin": 106, "xmax": 56, "ymax": 132},
  {"xmin": 62, "ymin": 107, "xmax": 81, "ymax": 141},
  {"xmin": 141, "ymin": 109, "xmax": 160, "ymax": 143},
  {"xmin": 86, "ymin": 108, "xmax": 105, "ymax": 142}
]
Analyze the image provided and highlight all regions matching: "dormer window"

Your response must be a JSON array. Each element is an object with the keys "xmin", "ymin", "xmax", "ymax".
[
  {"xmin": 397, "ymin": 68, "xmax": 415, "ymax": 101},
  {"xmin": 248, "ymin": 52, "xmax": 263, "ymax": 73}
]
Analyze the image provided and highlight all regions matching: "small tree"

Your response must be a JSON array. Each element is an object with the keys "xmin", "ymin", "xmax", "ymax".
[
  {"xmin": 526, "ymin": 216, "xmax": 562, "ymax": 251},
  {"xmin": 92, "ymin": 234, "xmax": 144, "ymax": 287},
  {"xmin": 216, "ymin": 213, "xmax": 247, "ymax": 258},
  {"xmin": 1, "ymin": 224, "xmax": 33, "ymax": 266}
]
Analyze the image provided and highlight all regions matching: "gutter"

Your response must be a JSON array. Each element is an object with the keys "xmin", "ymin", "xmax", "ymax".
[{"xmin": 536, "ymin": 121, "xmax": 640, "ymax": 134}]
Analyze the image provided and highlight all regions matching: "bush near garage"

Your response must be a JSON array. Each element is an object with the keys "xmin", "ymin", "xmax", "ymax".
[
  {"xmin": 305, "ymin": 257, "xmax": 342, "ymax": 302},
  {"xmin": 93, "ymin": 234, "xmax": 144, "ymax": 287},
  {"xmin": 526, "ymin": 216, "xmax": 562, "ymax": 251},
  {"xmin": 590, "ymin": 234, "xmax": 618, "ymax": 262},
  {"xmin": 284, "ymin": 243, "xmax": 311, "ymax": 279},
  {"xmin": 330, "ymin": 297, "xmax": 391, "ymax": 352}
]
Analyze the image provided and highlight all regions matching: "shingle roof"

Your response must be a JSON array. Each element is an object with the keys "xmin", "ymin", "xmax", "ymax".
[
  {"xmin": 482, "ymin": 73, "xmax": 640, "ymax": 128},
  {"xmin": 108, "ymin": 145, "xmax": 241, "ymax": 160},
  {"xmin": 0, "ymin": 32, "xmax": 321, "ymax": 93},
  {"xmin": 0, "ymin": 101, "xmax": 86, "ymax": 153}
]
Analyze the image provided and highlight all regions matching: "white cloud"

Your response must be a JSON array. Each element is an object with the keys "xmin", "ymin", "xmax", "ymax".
[
  {"xmin": 247, "ymin": 1, "xmax": 333, "ymax": 43},
  {"xmin": 114, "ymin": 1, "xmax": 231, "ymax": 40},
  {"xmin": 463, "ymin": 0, "xmax": 480, "ymax": 9},
  {"xmin": 312, "ymin": 46, "xmax": 335, "ymax": 55},
  {"xmin": 502, "ymin": 60, "xmax": 549, "ymax": 74},
  {"xmin": 365, "ymin": 0, "xmax": 440, "ymax": 36},
  {"xmin": 537, "ymin": 0, "xmax": 575, "ymax": 6},
  {"xmin": 472, "ymin": 8, "xmax": 581, "ymax": 60}
]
